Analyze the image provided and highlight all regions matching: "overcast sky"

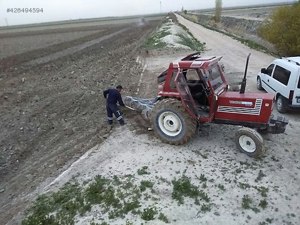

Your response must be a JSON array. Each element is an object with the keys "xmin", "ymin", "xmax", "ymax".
[{"xmin": 0, "ymin": 0, "xmax": 296, "ymax": 26}]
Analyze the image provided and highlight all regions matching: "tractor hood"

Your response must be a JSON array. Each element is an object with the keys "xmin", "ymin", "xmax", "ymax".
[{"xmin": 215, "ymin": 91, "xmax": 275, "ymax": 124}]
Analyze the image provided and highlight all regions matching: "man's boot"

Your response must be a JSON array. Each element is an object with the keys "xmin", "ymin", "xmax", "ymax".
[{"xmin": 119, "ymin": 118, "xmax": 125, "ymax": 126}]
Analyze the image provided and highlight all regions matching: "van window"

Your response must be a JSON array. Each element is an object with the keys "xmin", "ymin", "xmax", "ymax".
[
  {"xmin": 298, "ymin": 77, "xmax": 300, "ymax": 89},
  {"xmin": 266, "ymin": 64, "xmax": 274, "ymax": 76},
  {"xmin": 273, "ymin": 65, "xmax": 291, "ymax": 86}
]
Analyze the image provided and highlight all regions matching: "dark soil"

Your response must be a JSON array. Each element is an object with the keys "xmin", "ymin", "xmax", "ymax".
[{"xmin": 0, "ymin": 19, "xmax": 160, "ymax": 224}]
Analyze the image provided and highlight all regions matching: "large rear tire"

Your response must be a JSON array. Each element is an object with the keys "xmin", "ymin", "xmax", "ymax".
[
  {"xmin": 235, "ymin": 127, "xmax": 264, "ymax": 158},
  {"xmin": 151, "ymin": 98, "xmax": 197, "ymax": 145}
]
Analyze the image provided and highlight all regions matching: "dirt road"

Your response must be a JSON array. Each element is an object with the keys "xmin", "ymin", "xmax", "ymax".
[{"xmin": 176, "ymin": 14, "xmax": 274, "ymax": 88}]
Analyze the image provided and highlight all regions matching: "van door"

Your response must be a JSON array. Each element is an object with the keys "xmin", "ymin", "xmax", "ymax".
[
  {"xmin": 174, "ymin": 71, "xmax": 198, "ymax": 119},
  {"xmin": 261, "ymin": 64, "xmax": 275, "ymax": 93},
  {"xmin": 270, "ymin": 65, "xmax": 292, "ymax": 99}
]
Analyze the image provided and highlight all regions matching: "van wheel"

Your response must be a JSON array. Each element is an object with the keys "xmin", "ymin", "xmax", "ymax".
[
  {"xmin": 235, "ymin": 127, "xmax": 264, "ymax": 158},
  {"xmin": 257, "ymin": 77, "xmax": 263, "ymax": 90},
  {"xmin": 276, "ymin": 95, "xmax": 288, "ymax": 113}
]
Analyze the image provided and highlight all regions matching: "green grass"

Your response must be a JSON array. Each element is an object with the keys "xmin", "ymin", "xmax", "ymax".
[
  {"xmin": 241, "ymin": 194, "xmax": 267, "ymax": 213},
  {"xmin": 255, "ymin": 186, "xmax": 269, "ymax": 197},
  {"xmin": 22, "ymin": 181, "xmax": 89, "ymax": 225},
  {"xmin": 22, "ymin": 173, "xmax": 215, "ymax": 224},
  {"xmin": 137, "ymin": 166, "xmax": 151, "ymax": 175},
  {"xmin": 100, "ymin": 222, "xmax": 109, "ymax": 225},
  {"xmin": 141, "ymin": 206, "xmax": 157, "ymax": 221},
  {"xmin": 85, "ymin": 176, "xmax": 119, "ymax": 207},
  {"xmin": 177, "ymin": 23, "xmax": 205, "ymax": 51},
  {"xmin": 242, "ymin": 195, "xmax": 252, "ymax": 209},
  {"xmin": 239, "ymin": 182, "xmax": 251, "ymax": 189},
  {"xmin": 255, "ymin": 170, "xmax": 266, "ymax": 182},
  {"xmin": 125, "ymin": 220, "xmax": 134, "ymax": 225},
  {"xmin": 177, "ymin": 33, "xmax": 204, "ymax": 51},
  {"xmin": 140, "ymin": 180, "xmax": 154, "ymax": 192},
  {"xmin": 143, "ymin": 27, "xmax": 170, "ymax": 49},
  {"xmin": 108, "ymin": 198, "xmax": 141, "ymax": 219},
  {"xmin": 22, "ymin": 176, "xmax": 144, "ymax": 224},
  {"xmin": 200, "ymin": 203, "xmax": 212, "ymax": 212},
  {"xmin": 217, "ymin": 184, "xmax": 226, "ymax": 191},
  {"xmin": 158, "ymin": 176, "xmax": 171, "ymax": 184},
  {"xmin": 172, "ymin": 175, "xmax": 210, "ymax": 205},
  {"xmin": 197, "ymin": 174, "xmax": 207, "ymax": 183},
  {"xmin": 158, "ymin": 212, "xmax": 169, "ymax": 223},
  {"xmin": 259, "ymin": 199, "xmax": 268, "ymax": 209},
  {"xmin": 259, "ymin": 222, "xmax": 268, "ymax": 225},
  {"xmin": 144, "ymin": 15, "xmax": 205, "ymax": 51},
  {"xmin": 239, "ymin": 183, "xmax": 268, "ymax": 198}
]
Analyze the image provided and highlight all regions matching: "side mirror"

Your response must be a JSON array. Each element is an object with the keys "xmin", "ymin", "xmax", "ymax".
[{"xmin": 261, "ymin": 68, "xmax": 267, "ymax": 74}]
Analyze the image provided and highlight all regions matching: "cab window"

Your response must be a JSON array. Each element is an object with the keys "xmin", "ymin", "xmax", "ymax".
[
  {"xmin": 208, "ymin": 66, "xmax": 223, "ymax": 90},
  {"xmin": 184, "ymin": 69, "xmax": 200, "ymax": 81}
]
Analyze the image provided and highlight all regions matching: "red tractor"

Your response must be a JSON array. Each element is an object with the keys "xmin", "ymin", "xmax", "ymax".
[{"xmin": 124, "ymin": 52, "xmax": 288, "ymax": 158}]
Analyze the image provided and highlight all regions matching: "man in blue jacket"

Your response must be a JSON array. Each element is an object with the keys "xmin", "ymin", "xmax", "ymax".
[{"xmin": 103, "ymin": 85, "xmax": 125, "ymax": 125}]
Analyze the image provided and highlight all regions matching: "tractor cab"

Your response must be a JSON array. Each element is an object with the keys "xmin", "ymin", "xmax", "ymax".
[{"xmin": 158, "ymin": 53, "xmax": 228, "ymax": 123}]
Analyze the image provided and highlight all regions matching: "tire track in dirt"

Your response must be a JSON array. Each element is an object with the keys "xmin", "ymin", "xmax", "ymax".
[
  {"xmin": 0, "ymin": 26, "xmax": 124, "ymax": 72},
  {"xmin": 24, "ymin": 28, "xmax": 129, "ymax": 66}
]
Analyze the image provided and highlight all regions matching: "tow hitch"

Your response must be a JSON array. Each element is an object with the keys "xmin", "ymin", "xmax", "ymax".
[{"xmin": 266, "ymin": 114, "xmax": 289, "ymax": 134}]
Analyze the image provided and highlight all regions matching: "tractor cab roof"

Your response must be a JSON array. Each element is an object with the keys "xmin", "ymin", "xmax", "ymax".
[{"xmin": 172, "ymin": 52, "xmax": 222, "ymax": 69}]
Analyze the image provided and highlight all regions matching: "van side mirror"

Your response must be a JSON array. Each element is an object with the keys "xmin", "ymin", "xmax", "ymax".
[{"xmin": 261, "ymin": 68, "xmax": 267, "ymax": 74}]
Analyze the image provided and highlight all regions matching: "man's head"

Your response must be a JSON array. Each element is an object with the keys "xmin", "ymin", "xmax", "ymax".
[{"xmin": 116, "ymin": 85, "xmax": 123, "ymax": 92}]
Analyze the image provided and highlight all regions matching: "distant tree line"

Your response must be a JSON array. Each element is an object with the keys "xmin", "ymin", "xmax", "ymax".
[{"xmin": 259, "ymin": 2, "xmax": 300, "ymax": 56}]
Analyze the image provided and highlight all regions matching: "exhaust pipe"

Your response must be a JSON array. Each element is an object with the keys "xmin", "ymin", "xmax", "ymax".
[{"xmin": 240, "ymin": 53, "xmax": 251, "ymax": 94}]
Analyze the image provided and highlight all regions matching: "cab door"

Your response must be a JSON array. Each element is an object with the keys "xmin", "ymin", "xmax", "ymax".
[{"xmin": 174, "ymin": 71, "xmax": 198, "ymax": 119}]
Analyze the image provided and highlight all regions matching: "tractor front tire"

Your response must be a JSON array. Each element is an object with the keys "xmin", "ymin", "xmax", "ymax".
[
  {"xmin": 151, "ymin": 98, "xmax": 197, "ymax": 145},
  {"xmin": 235, "ymin": 127, "xmax": 264, "ymax": 158}
]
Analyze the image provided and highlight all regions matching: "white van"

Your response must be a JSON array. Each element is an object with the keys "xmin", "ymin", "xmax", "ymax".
[{"xmin": 257, "ymin": 57, "xmax": 300, "ymax": 113}]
